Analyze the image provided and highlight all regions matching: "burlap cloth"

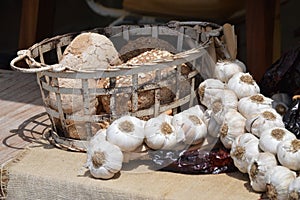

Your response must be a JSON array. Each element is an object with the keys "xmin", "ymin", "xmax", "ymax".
[{"xmin": 5, "ymin": 139, "xmax": 261, "ymax": 200}]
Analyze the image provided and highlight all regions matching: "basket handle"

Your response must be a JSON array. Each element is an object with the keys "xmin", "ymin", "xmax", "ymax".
[
  {"xmin": 10, "ymin": 50, "xmax": 66, "ymax": 73},
  {"xmin": 168, "ymin": 21, "xmax": 221, "ymax": 29}
]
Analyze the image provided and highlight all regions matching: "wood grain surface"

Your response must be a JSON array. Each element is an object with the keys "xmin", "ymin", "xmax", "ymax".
[{"xmin": 0, "ymin": 69, "xmax": 50, "ymax": 165}]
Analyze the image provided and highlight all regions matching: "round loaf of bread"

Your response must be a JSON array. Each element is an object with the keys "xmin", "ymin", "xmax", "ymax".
[
  {"xmin": 119, "ymin": 36, "xmax": 177, "ymax": 62},
  {"xmin": 60, "ymin": 32, "xmax": 121, "ymax": 70}
]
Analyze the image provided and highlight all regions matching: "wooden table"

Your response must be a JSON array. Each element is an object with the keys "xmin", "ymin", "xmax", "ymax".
[{"xmin": 0, "ymin": 69, "xmax": 50, "ymax": 166}]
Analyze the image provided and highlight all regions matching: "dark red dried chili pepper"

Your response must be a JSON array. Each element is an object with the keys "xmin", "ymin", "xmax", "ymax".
[{"xmin": 149, "ymin": 142, "xmax": 237, "ymax": 174}]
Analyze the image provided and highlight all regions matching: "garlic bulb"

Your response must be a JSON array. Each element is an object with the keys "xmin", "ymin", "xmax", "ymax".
[
  {"xmin": 219, "ymin": 109, "xmax": 246, "ymax": 149},
  {"xmin": 90, "ymin": 129, "xmax": 107, "ymax": 144},
  {"xmin": 265, "ymin": 166, "xmax": 296, "ymax": 200},
  {"xmin": 277, "ymin": 139, "xmax": 300, "ymax": 171},
  {"xmin": 181, "ymin": 105, "xmax": 205, "ymax": 121},
  {"xmin": 144, "ymin": 113, "xmax": 179, "ymax": 150},
  {"xmin": 210, "ymin": 90, "xmax": 238, "ymax": 124},
  {"xmin": 213, "ymin": 60, "xmax": 244, "ymax": 82},
  {"xmin": 86, "ymin": 133, "xmax": 123, "ymax": 179},
  {"xmin": 246, "ymin": 108, "xmax": 285, "ymax": 137},
  {"xmin": 227, "ymin": 72, "xmax": 260, "ymax": 99},
  {"xmin": 234, "ymin": 59, "xmax": 247, "ymax": 72},
  {"xmin": 106, "ymin": 116, "xmax": 145, "ymax": 152},
  {"xmin": 172, "ymin": 108, "xmax": 207, "ymax": 145},
  {"xmin": 288, "ymin": 177, "xmax": 300, "ymax": 200},
  {"xmin": 247, "ymin": 152, "xmax": 278, "ymax": 192},
  {"xmin": 230, "ymin": 133, "xmax": 260, "ymax": 173},
  {"xmin": 198, "ymin": 78, "xmax": 225, "ymax": 108},
  {"xmin": 238, "ymin": 94, "xmax": 273, "ymax": 119},
  {"xmin": 259, "ymin": 127, "xmax": 296, "ymax": 155}
]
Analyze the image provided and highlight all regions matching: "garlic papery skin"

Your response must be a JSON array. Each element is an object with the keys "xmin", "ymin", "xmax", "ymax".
[
  {"xmin": 288, "ymin": 177, "xmax": 300, "ymax": 200},
  {"xmin": 219, "ymin": 109, "xmax": 246, "ymax": 149},
  {"xmin": 234, "ymin": 59, "xmax": 247, "ymax": 72},
  {"xmin": 86, "ymin": 138, "xmax": 123, "ymax": 179},
  {"xmin": 198, "ymin": 79, "xmax": 226, "ymax": 108},
  {"xmin": 247, "ymin": 152, "xmax": 278, "ymax": 192},
  {"xmin": 144, "ymin": 113, "xmax": 179, "ymax": 150},
  {"xmin": 227, "ymin": 72, "xmax": 260, "ymax": 99},
  {"xmin": 181, "ymin": 105, "xmax": 205, "ymax": 121},
  {"xmin": 209, "ymin": 90, "xmax": 238, "ymax": 122},
  {"xmin": 265, "ymin": 166, "xmax": 296, "ymax": 200},
  {"xmin": 259, "ymin": 127, "xmax": 296, "ymax": 155},
  {"xmin": 106, "ymin": 116, "xmax": 145, "ymax": 152},
  {"xmin": 207, "ymin": 114, "xmax": 222, "ymax": 138},
  {"xmin": 90, "ymin": 129, "xmax": 107, "ymax": 144},
  {"xmin": 230, "ymin": 133, "xmax": 260, "ymax": 173},
  {"xmin": 210, "ymin": 90, "xmax": 238, "ymax": 125},
  {"xmin": 245, "ymin": 108, "xmax": 285, "ymax": 137},
  {"xmin": 277, "ymin": 139, "xmax": 300, "ymax": 171},
  {"xmin": 202, "ymin": 109, "xmax": 212, "ymax": 126},
  {"xmin": 213, "ymin": 60, "xmax": 244, "ymax": 83},
  {"xmin": 172, "ymin": 110, "xmax": 207, "ymax": 145},
  {"xmin": 238, "ymin": 94, "xmax": 273, "ymax": 119}
]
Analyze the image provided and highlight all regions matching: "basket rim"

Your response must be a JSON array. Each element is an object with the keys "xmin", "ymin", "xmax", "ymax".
[{"xmin": 11, "ymin": 21, "xmax": 221, "ymax": 74}]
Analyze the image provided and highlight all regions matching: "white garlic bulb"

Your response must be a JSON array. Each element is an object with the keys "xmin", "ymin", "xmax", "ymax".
[
  {"xmin": 245, "ymin": 108, "xmax": 285, "ymax": 137},
  {"xmin": 259, "ymin": 127, "xmax": 296, "ymax": 155},
  {"xmin": 247, "ymin": 152, "xmax": 278, "ymax": 192},
  {"xmin": 172, "ymin": 109, "xmax": 207, "ymax": 145},
  {"xmin": 265, "ymin": 166, "xmax": 296, "ymax": 200},
  {"xmin": 277, "ymin": 139, "xmax": 300, "ymax": 171},
  {"xmin": 209, "ymin": 90, "xmax": 238, "ymax": 125},
  {"xmin": 238, "ymin": 94, "xmax": 273, "ymax": 119},
  {"xmin": 288, "ymin": 177, "xmax": 300, "ymax": 200},
  {"xmin": 213, "ymin": 60, "xmax": 244, "ymax": 82},
  {"xmin": 219, "ymin": 109, "xmax": 246, "ymax": 149},
  {"xmin": 198, "ymin": 79, "xmax": 226, "ymax": 108},
  {"xmin": 209, "ymin": 89, "xmax": 238, "ymax": 122},
  {"xmin": 86, "ymin": 132, "xmax": 123, "ymax": 179},
  {"xmin": 144, "ymin": 113, "xmax": 179, "ymax": 150},
  {"xmin": 181, "ymin": 105, "xmax": 205, "ymax": 120},
  {"xmin": 90, "ymin": 129, "xmax": 107, "ymax": 144},
  {"xmin": 227, "ymin": 72, "xmax": 260, "ymax": 99},
  {"xmin": 230, "ymin": 133, "xmax": 260, "ymax": 173},
  {"xmin": 106, "ymin": 116, "xmax": 145, "ymax": 152},
  {"xmin": 234, "ymin": 59, "xmax": 247, "ymax": 72}
]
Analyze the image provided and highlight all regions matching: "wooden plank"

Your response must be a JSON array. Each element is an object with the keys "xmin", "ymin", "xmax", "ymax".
[
  {"xmin": 18, "ymin": 0, "xmax": 40, "ymax": 49},
  {"xmin": 246, "ymin": 0, "xmax": 277, "ymax": 82},
  {"xmin": 0, "ymin": 70, "xmax": 50, "ymax": 165},
  {"xmin": 36, "ymin": 0, "xmax": 56, "ymax": 42}
]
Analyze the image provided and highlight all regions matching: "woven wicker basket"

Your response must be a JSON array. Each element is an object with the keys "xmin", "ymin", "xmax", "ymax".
[{"xmin": 11, "ymin": 21, "xmax": 226, "ymax": 151}]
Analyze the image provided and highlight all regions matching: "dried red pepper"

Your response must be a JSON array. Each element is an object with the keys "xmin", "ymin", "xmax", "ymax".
[{"xmin": 149, "ymin": 142, "xmax": 237, "ymax": 174}]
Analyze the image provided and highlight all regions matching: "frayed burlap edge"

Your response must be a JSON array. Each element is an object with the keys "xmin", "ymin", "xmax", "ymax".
[{"xmin": 0, "ymin": 147, "xmax": 31, "ymax": 199}]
